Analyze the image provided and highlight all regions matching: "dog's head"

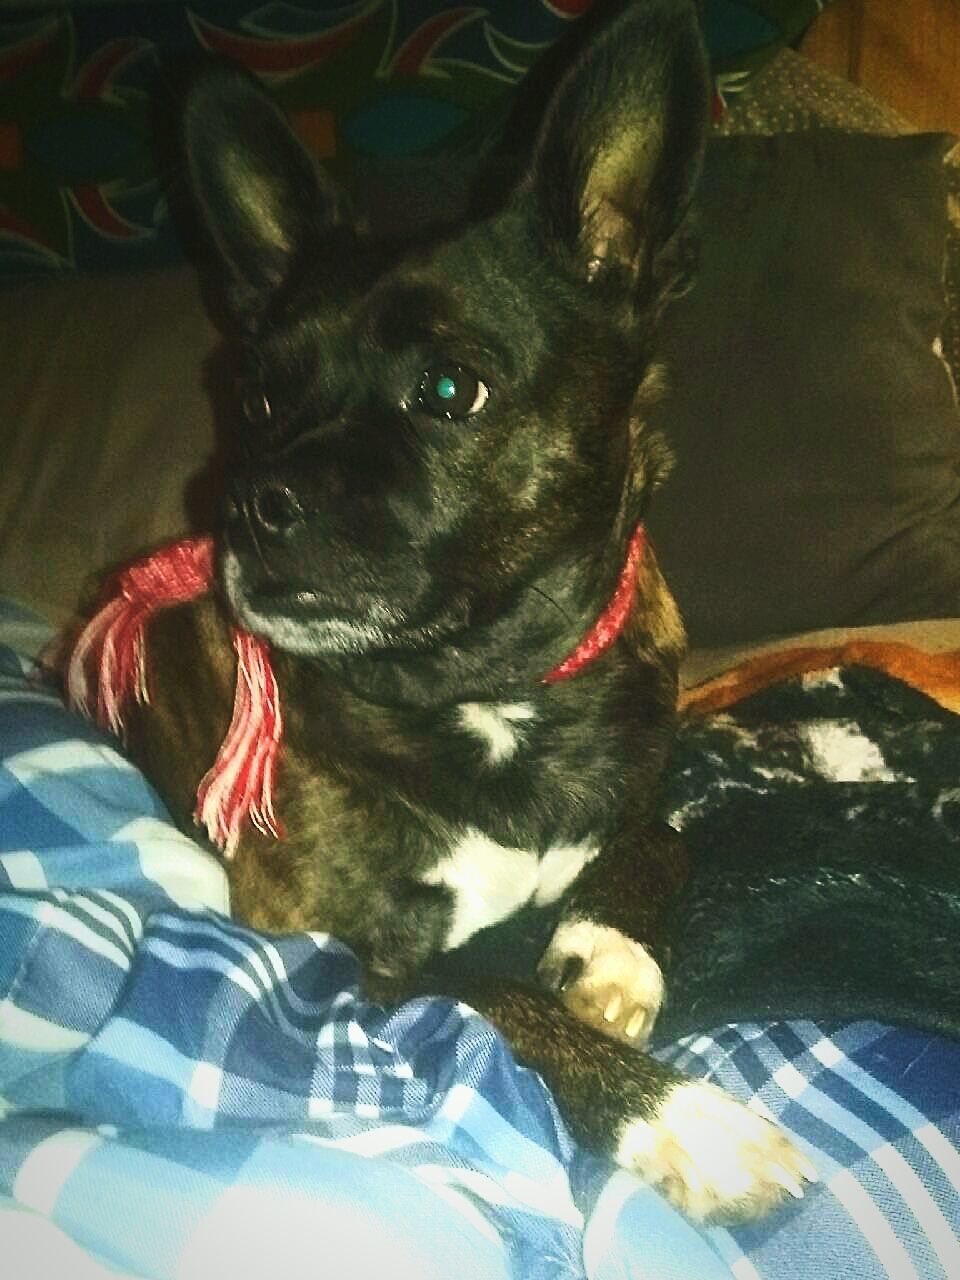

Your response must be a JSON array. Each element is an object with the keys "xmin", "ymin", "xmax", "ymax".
[{"xmin": 184, "ymin": 0, "xmax": 708, "ymax": 707}]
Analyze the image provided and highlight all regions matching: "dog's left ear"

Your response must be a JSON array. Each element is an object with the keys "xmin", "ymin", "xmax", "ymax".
[{"xmin": 528, "ymin": 0, "xmax": 709, "ymax": 294}]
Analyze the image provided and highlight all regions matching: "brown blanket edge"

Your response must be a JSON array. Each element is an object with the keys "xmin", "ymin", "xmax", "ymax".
[{"xmin": 680, "ymin": 618, "xmax": 960, "ymax": 717}]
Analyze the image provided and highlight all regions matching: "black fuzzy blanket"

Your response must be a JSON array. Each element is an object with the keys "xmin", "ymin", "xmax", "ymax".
[{"xmin": 652, "ymin": 662, "xmax": 960, "ymax": 1044}]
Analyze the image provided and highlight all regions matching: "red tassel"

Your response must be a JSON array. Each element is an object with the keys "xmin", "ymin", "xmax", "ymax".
[
  {"xmin": 195, "ymin": 628, "xmax": 285, "ymax": 857},
  {"xmin": 67, "ymin": 537, "xmax": 214, "ymax": 731},
  {"xmin": 65, "ymin": 536, "xmax": 283, "ymax": 858}
]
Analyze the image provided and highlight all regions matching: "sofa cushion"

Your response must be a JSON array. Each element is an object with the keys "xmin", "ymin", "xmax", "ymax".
[
  {"xmin": 0, "ymin": 268, "xmax": 219, "ymax": 623},
  {"xmin": 648, "ymin": 130, "xmax": 960, "ymax": 646}
]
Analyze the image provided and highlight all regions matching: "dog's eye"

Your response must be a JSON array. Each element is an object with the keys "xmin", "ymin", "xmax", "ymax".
[
  {"xmin": 417, "ymin": 365, "xmax": 489, "ymax": 420},
  {"xmin": 242, "ymin": 390, "xmax": 272, "ymax": 426}
]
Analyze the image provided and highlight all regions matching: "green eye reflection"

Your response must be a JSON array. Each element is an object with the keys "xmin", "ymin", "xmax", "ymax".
[{"xmin": 418, "ymin": 364, "xmax": 489, "ymax": 420}]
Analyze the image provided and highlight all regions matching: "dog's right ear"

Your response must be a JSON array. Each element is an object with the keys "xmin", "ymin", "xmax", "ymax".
[
  {"xmin": 524, "ymin": 0, "xmax": 709, "ymax": 300},
  {"xmin": 184, "ymin": 65, "xmax": 349, "ymax": 322}
]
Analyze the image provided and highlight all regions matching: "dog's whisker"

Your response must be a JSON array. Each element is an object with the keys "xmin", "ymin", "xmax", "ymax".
[{"xmin": 530, "ymin": 585, "xmax": 572, "ymax": 624}]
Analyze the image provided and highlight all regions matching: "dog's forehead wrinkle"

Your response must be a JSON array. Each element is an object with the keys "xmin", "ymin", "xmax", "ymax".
[
  {"xmin": 419, "ymin": 220, "xmax": 559, "ymax": 364},
  {"xmin": 363, "ymin": 268, "xmax": 528, "ymax": 385},
  {"xmin": 364, "ymin": 279, "xmax": 452, "ymax": 350}
]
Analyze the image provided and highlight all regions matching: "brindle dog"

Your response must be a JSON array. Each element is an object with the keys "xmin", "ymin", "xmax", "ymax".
[{"xmin": 120, "ymin": 0, "xmax": 814, "ymax": 1220}]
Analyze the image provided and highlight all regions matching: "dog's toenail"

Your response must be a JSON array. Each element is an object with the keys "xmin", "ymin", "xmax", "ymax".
[
  {"xmin": 604, "ymin": 994, "xmax": 623, "ymax": 1022},
  {"xmin": 772, "ymin": 1168, "xmax": 805, "ymax": 1200},
  {"xmin": 626, "ymin": 1010, "xmax": 646, "ymax": 1039}
]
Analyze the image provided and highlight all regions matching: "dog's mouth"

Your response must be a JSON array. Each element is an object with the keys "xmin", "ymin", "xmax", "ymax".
[{"xmin": 222, "ymin": 548, "xmax": 466, "ymax": 658}]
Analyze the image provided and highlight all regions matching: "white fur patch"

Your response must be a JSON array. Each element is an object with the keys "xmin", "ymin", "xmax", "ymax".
[
  {"xmin": 801, "ymin": 668, "xmax": 845, "ymax": 692},
  {"xmin": 540, "ymin": 920, "xmax": 664, "ymax": 1044},
  {"xmin": 426, "ymin": 830, "xmax": 539, "ymax": 949},
  {"xmin": 426, "ymin": 829, "xmax": 596, "ymax": 950},
  {"xmin": 533, "ymin": 843, "xmax": 598, "ymax": 906},
  {"xmin": 458, "ymin": 702, "xmax": 536, "ymax": 765},
  {"xmin": 617, "ymin": 1079, "xmax": 818, "ymax": 1220},
  {"xmin": 223, "ymin": 552, "xmax": 439, "ymax": 657}
]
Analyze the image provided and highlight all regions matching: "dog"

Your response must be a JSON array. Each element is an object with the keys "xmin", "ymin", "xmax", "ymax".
[{"xmin": 107, "ymin": 0, "xmax": 815, "ymax": 1221}]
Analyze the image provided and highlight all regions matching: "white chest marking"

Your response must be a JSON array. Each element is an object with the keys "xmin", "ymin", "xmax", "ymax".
[
  {"xmin": 426, "ymin": 827, "xmax": 598, "ymax": 950},
  {"xmin": 458, "ymin": 701, "xmax": 536, "ymax": 766},
  {"xmin": 533, "ymin": 843, "xmax": 599, "ymax": 906}
]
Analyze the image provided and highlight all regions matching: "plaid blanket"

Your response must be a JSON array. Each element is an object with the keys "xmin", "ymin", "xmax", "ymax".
[{"xmin": 1, "ymin": 597, "xmax": 958, "ymax": 1278}]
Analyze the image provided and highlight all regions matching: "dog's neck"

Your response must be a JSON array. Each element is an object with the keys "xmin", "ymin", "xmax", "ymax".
[
  {"xmin": 66, "ymin": 528, "xmax": 645, "ymax": 853},
  {"xmin": 542, "ymin": 525, "xmax": 646, "ymax": 685}
]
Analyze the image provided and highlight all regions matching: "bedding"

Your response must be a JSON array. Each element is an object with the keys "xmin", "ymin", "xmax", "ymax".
[
  {"xmin": 0, "ymin": 602, "xmax": 733, "ymax": 1280},
  {"xmin": 663, "ymin": 648, "xmax": 960, "ymax": 1042},
  {"xmin": 2, "ymin": 598, "xmax": 958, "ymax": 1279}
]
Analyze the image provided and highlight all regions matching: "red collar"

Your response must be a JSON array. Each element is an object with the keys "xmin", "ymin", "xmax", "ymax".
[{"xmin": 542, "ymin": 524, "xmax": 646, "ymax": 684}]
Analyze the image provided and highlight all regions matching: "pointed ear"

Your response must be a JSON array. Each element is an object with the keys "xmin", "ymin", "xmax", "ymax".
[
  {"xmin": 183, "ymin": 64, "xmax": 350, "ymax": 321},
  {"xmin": 529, "ymin": 0, "xmax": 709, "ymax": 291}
]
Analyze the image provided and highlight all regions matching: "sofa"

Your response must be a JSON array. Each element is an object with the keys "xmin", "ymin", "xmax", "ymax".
[{"xmin": 1, "ymin": 3, "xmax": 959, "ymax": 1275}]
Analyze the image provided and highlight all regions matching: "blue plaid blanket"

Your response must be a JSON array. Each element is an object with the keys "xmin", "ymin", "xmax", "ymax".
[{"xmin": 1, "ymin": 597, "xmax": 958, "ymax": 1278}]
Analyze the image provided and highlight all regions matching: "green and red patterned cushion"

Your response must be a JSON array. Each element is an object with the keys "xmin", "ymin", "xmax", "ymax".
[{"xmin": 0, "ymin": 0, "xmax": 827, "ymax": 277}]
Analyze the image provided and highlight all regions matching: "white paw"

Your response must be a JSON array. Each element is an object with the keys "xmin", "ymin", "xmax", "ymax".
[
  {"xmin": 538, "ymin": 919, "xmax": 664, "ymax": 1046},
  {"xmin": 617, "ymin": 1079, "xmax": 818, "ymax": 1222}
]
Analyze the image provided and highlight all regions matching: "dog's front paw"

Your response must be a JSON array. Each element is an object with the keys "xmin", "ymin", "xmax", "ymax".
[
  {"xmin": 538, "ymin": 919, "xmax": 664, "ymax": 1046},
  {"xmin": 617, "ymin": 1078, "xmax": 818, "ymax": 1222}
]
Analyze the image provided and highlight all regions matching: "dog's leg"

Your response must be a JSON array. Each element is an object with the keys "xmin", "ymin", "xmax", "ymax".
[
  {"xmin": 455, "ymin": 980, "xmax": 816, "ymax": 1223},
  {"xmin": 538, "ymin": 823, "xmax": 686, "ymax": 1047}
]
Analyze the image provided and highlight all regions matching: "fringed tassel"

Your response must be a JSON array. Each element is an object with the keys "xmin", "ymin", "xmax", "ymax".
[
  {"xmin": 67, "ymin": 594, "xmax": 145, "ymax": 733},
  {"xmin": 67, "ymin": 537, "xmax": 215, "ymax": 732},
  {"xmin": 195, "ymin": 629, "xmax": 285, "ymax": 859},
  {"xmin": 65, "ymin": 535, "xmax": 285, "ymax": 859}
]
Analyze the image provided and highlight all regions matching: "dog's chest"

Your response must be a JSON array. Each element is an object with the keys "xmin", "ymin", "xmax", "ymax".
[
  {"xmin": 426, "ymin": 828, "xmax": 599, "ymax": 950},
  {"xmin": 456, "ymin": 700, "xmax": 537, "ymax": 766},
  {"xmin": 424, "ymin": 700, "xmax": 600, "ymax": 949}
]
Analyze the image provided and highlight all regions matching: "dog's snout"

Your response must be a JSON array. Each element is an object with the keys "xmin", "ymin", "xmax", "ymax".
[{"xmin": 250, "ymin": 482, "xmax": 304, "ymax": 536}]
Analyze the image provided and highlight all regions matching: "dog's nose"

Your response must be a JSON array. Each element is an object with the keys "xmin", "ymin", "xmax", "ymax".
[{"xmin": 250, "ymin": 482, "xmax": 304, "ymax": 536}]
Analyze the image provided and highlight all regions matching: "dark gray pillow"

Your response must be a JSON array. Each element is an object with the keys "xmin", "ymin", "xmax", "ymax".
[{"xmin": 648, "ymin": 132, "xmax": 960, "ymax": 649}]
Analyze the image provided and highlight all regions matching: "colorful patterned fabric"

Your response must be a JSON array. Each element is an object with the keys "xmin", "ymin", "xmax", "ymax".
[
  {"xmin": 0, "ymin": 0, "xmax": 829, "ymax": 277},
  {"xmin": 704, "ymin": 0, "xmax": 825, "ymax": 101}
]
